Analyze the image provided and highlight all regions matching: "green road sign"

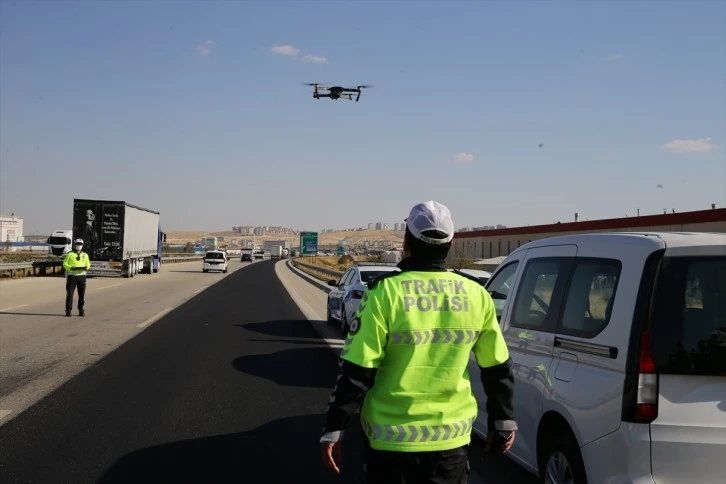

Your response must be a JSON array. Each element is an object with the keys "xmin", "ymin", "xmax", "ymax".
[
  {"xmin": 300, "ymin": 232, "xmax": 318, "ymax": 255},
  {"xmin": 336, "ymin": 245, "xmax": 345, "ymax": 256}
]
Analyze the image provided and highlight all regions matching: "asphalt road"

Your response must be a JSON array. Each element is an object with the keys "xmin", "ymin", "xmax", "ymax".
[
  {"xmin": 0, "ymin": 259, "xmax": 538, "ymax": 484},
  {"xmin": 0, "ymin": 259, "xmax": 250, "ymax": 426}
]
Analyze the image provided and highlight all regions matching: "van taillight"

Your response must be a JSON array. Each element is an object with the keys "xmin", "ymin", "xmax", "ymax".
[{"xmin": 635, "ymin": 331, "xmax": 658, "ymax": 423}]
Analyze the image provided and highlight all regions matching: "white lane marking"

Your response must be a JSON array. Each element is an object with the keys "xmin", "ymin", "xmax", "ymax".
[
  {"xmin": 193, "ymin": 286, "xmax": 208, "ymax": 295},
  {"xmin": 92, "ymin": 283, "xmax": 122, "ymax": 292},
  {"xmin": 137, "ymin": 307, "xmax": 173, "ymax": 329},
  {"xmin": 323, "ymin": 338, "xmax": 345, "ymax": 346},
  {"xmin": 0, "ymin": 304, "xmax": 29, "ymax": 312},
  {"xmin": 0, "ymin": 410, "xmax": 12, "ymax": 421}
]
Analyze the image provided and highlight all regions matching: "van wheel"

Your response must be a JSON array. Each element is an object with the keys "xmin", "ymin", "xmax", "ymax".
[{"xmin": 539, "ymin": 432, "xmax": 587, "ymax": 484}]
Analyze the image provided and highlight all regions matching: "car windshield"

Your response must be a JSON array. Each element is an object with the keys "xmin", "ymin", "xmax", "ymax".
[
  {"xmin": 49, "ymin": 237, "xmax": 70, "ymax": 245},
  {"xmin": 360, "ymin": 271, "xmax": 394, "ymax": 284}
]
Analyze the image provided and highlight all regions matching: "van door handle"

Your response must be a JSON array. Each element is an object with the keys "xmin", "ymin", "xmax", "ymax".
[{"xmin": 554, "ymin": 337, "xmax": 618, "ymax": 359}]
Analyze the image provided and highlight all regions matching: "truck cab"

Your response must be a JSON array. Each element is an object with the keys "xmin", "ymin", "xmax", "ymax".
[{"xmin": 47, "ymin": 229, "xmax": 73, "ymax": 257}]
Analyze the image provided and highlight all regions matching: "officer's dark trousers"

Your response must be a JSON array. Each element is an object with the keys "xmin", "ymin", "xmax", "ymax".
[
  {"xmin": 65, "ymin": 275, "xmax": 87, "ymax": 313},
  {"xmin": 364, "ymin": 440, "xmax": 470, "ymax": 484}
]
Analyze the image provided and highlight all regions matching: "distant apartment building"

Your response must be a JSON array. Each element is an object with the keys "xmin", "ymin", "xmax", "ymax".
[
  {"xmin": 368, "ymin": 223, "xmax": 374, "ymax": 230},
  {"xmin": 232, "ymin": 225, "xmax": 298, "ymax": 235}
]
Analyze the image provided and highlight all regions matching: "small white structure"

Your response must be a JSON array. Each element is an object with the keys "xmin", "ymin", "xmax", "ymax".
[
  {"xmin": 381, "ymin": 250, "xmax": 402, "ymax": 264},
  {"xmin": 0, "ymin": 214, "xmax": 24, "ymax": 242}
]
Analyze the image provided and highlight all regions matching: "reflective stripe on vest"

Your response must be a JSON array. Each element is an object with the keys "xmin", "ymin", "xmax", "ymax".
[
  {"xmin": 361, "ymin": 417, "xmax": 475, "ymax": 443},
  {"xmin": 388, "ymin": 329, "xmax": 480, "ymax": 345}
]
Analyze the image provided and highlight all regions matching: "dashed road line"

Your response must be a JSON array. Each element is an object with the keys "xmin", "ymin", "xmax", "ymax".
[
  {"xmin": 93, "ymin": 283, "xmax": 122, "ymax": 293},
  {"xmin": 137, "ymin": 307, "xmax": 173, "ymax": 329},
  {"xmin": 0, "ymin": 304, "xmax": 29, "ymax": 312}
]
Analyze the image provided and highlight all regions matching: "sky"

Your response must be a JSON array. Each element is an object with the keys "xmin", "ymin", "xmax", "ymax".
[{"xmin": 1, "ymin": 0, "xmax": 725, "ymax": 234}]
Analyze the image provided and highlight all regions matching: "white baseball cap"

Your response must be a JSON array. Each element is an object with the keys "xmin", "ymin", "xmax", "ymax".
[
  {"xmin": 405, "ymin": 200, "xmax": 455, "ymax": 245},
  {"xmin": 74, "ymin": 238, "xmax": 84, "ymax": 244}
]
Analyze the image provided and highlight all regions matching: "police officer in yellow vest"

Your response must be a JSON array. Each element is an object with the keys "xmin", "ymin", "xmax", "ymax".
[
  {"xmin": 63, "ymin": 238, "xmax": 90, "ymax": 317},
  {"xmin": 320, "ymin": 200, "xmax": 517, "ymax": 483}
]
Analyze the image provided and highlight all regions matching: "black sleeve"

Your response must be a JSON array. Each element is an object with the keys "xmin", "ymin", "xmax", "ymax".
[
  {"xmin": 479, "ymin": 356, "xmax": 518, "ymax": 432},
  {"xmin": 321, "ymin": 359, "xmax": 377, "ymax": 437}
]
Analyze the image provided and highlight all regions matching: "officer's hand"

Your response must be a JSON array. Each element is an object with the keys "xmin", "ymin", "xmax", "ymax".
[
  {"xmin": 320, "ymin": 441, "xmax": 343, "ymax": 474},
  {"xmin": 485, "ymin": 430, "xmax": 515, "ymax": 454}
]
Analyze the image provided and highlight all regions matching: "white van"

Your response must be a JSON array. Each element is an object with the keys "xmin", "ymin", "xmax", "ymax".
[
  {"xmin": 470, "ymin": 232, "xmax": 726, "ymax": 483},
  {"xmin": 202, "ymin": 250, "xmax": 228, "ymax": 273}
]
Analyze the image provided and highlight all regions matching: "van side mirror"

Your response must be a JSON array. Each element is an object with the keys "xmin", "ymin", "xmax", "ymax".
[{"xmin": 327, "ymin": 279, "xmax": 337, "ymax": 287}]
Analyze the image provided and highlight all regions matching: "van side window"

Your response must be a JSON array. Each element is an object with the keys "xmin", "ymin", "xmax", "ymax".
[
  {"xmin": 487, "ymin": 262, "xmax": 519, "ymax": 320},
  {"xmin": 511, "ymin": 259, "xmax": 569, "ymax": 331},
  {"xmin": 559, "ymin": 259, "xmax": 621, "ymax": 338},
  {"xmin": 652, "ymin": 256, "xmax": 726, "ymax": 376}
]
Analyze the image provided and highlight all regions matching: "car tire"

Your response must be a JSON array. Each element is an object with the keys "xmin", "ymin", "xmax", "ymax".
[{"xmin": 539, "ymin": 431, "xmax": 588, "ymax": 484}]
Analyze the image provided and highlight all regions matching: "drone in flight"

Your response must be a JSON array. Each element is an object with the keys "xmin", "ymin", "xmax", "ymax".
[{"xmin": 304, "ymin": 83, "xmax": 372, "ymax": 102}]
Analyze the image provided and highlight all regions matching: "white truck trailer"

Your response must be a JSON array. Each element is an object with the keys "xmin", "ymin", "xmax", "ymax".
[{"xmin": 73, "ymin": 199, "xmax": 164, "ymax": 277}]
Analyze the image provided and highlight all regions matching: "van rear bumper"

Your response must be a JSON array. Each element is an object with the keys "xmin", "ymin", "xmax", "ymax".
[{"xmin": 580, "ymin": 423, "xmax": 654, "ymax": 484}]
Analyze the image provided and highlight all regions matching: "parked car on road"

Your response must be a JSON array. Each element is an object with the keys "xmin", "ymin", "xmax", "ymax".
[
  {"xmin": 469, "ymin": 232, "xmax": 726, "ymax": 484},
  {"xmin": 451, "ymin": 268, "xmax": 492, "ymax": 285},
  {"xmin": 327, "ymin": 264, "xmax": 400, "ymax": 334}
]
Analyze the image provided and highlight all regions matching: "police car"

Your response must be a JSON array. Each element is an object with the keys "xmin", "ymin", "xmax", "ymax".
[{"xmin": 326, "ymin": 264, "xmax": 400, "ymax": 334}]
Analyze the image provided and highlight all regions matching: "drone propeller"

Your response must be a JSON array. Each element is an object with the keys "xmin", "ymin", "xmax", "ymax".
[{"xmin": 357, "ymin": 84, "xmax": 373, "ymax": 89}]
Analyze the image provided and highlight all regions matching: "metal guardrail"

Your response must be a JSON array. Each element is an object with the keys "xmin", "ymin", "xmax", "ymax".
[
  {"xmin": 0, "ymin": 254, "xmax": 205, "ymax": 279},
  {"xmin": 291, "ymin": 259, "xmax": 344, "ymax": 282}
]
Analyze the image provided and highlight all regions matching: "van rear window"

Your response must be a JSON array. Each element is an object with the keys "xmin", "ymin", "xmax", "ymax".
[
  {"xmin": 206, "ymin": 252, "xmax": 225, "ymax": 260},
  {"xmin": 651, "ymin": 256, "xmax": 726, "ymax": 376}
]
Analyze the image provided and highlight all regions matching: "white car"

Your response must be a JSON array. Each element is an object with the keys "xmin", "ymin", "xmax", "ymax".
[
  {"xmin": 469, "ymin": 232, "xmax": 726, "ymax": 484},
  {"xmin": 327, "ymin": 264, "xmax": 400, "ymax": 334},
  {"xmin": 451, "ymin": 268, "xmax": 492, "ymax": 285},
  {"xmin": 202, "ymin": 250, "xmax": 228, "ymax": 273}
]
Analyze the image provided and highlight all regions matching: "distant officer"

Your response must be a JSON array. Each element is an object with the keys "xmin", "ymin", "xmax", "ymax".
[
  {"xmin": 320, "ymin": 200, "xmax": 517, "ymax": 483},
  {"xmin": 63, "ymin": 238, "xmax": 90, "ymax": 317}
]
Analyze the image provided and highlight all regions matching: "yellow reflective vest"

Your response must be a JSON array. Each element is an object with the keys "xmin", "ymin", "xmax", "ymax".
[
  {"xmin": 63, "ymin": 251, "xmax": 91, "ymax": 276},
  {"xmin": 341, "ymin": 270, "xmax": 510, "ymax": 452}
]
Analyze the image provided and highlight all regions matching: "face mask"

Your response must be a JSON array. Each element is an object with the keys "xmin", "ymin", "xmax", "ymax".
[{"xmin": 75, "ymin": 245, "xmax": 83, "ymax": 251}]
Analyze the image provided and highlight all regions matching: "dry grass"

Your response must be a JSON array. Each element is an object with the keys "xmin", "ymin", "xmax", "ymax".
[{"xmin": 296, "ymin": 255, "xmax": 369, "ymax": 272}]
